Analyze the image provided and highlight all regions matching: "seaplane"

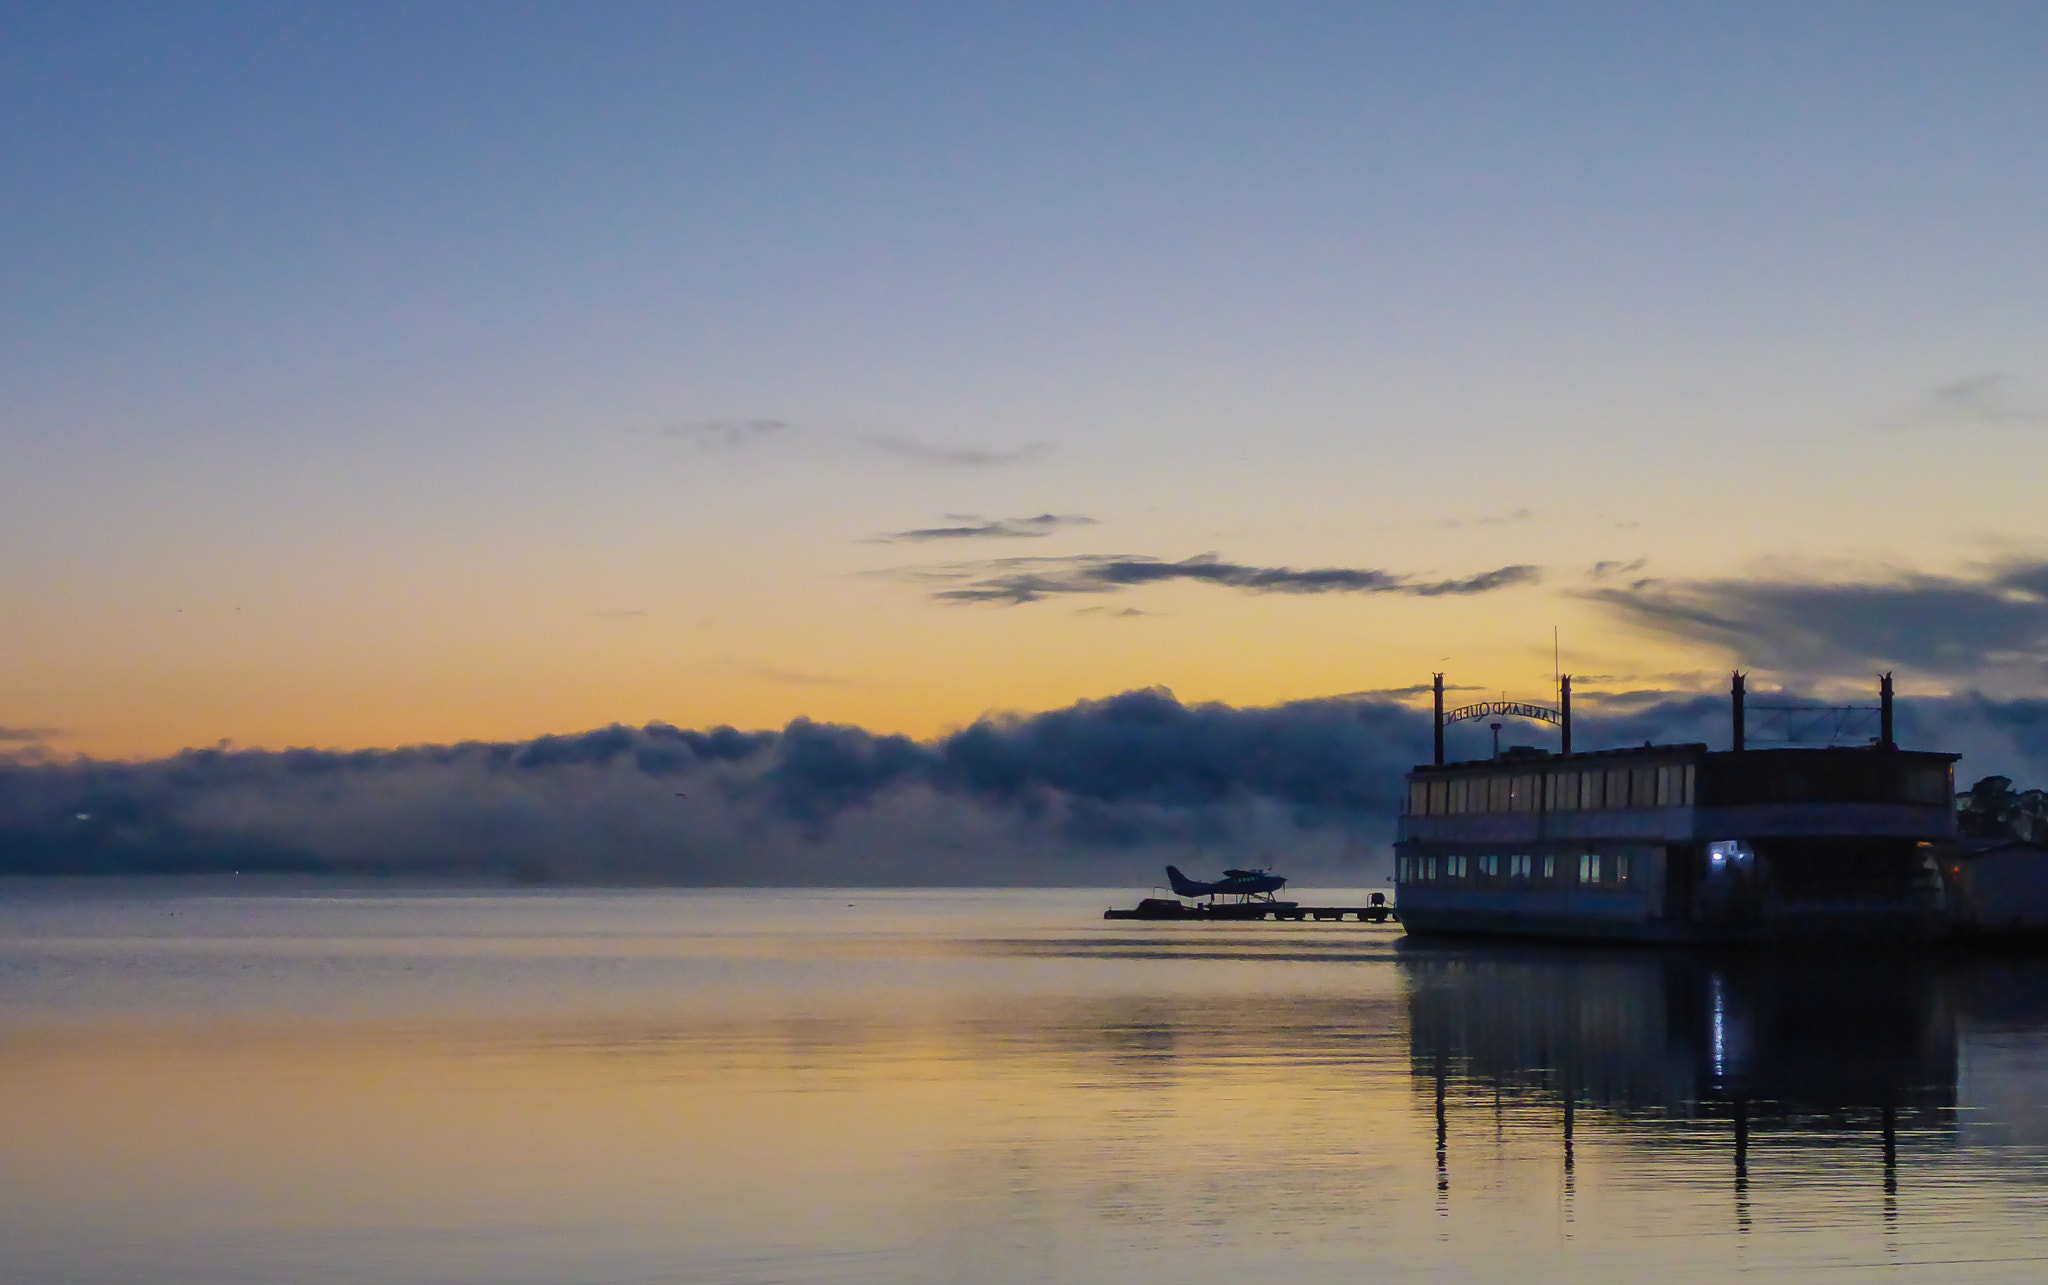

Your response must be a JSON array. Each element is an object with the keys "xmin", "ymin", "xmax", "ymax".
[{"xmin": 1165, "ymin": 864, "xmax": 1290, "ymax": 902}]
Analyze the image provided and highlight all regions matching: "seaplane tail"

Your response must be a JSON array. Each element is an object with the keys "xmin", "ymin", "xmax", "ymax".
[{"xmin": 1165, "ymin": 865, "xmax": 1206, "ymax": 898}]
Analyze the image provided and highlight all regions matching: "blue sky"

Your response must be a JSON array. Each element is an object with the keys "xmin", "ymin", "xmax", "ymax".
[{"xmin": 4, "ymin": 2, "xmax": 2046, "ymax": 754}]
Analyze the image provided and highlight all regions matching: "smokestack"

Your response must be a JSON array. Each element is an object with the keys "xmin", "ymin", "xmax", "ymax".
[
  {"xmin": 1433, "ymin": 673, "xmax": 1445, "ymax": 766},
  {"xmin": 1560, "ymin": 674, "xmax": 1572, "ymax": 755},
  {"xmin": 1880, "ymin": 672, "xmax": 1895, "ymax": 749},
  {"xmin": 1731, "ymin": 671, "xmax": 1746, "ymax": 752}
]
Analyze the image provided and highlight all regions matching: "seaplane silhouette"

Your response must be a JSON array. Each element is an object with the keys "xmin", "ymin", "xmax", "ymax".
[{"xmin": 1164, "ymin": 865, "xmax": 1289, "ymax": 901}]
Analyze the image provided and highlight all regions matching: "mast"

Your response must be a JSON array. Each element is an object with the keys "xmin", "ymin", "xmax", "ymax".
[
  {"xmin": 1560, "ymin": 674, "xmax": 1572, "ymax": 755},
  {"xmin": 1433, "ymin": 673, "xmax": 1445, "ymax": 766}
]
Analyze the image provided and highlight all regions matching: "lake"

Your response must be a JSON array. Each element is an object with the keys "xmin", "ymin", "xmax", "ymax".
[{"xmin": 3, "ymin": 884, "xmax": 2047, "ymax": 1283}]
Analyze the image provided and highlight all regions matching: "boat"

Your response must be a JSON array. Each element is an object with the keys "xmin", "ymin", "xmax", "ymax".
[{"xmin": 1394, "ymin": 672, "xmax": 1958, "ymax": 943}]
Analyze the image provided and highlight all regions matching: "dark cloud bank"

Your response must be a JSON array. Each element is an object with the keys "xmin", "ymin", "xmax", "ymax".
[
  {"xmin": 11, "ymin": 688, "xmax": 2048, "ymax": 886},
  {"xmin": 1586, "ymin": 557, "xmax": 2048, "ymax": 678}
]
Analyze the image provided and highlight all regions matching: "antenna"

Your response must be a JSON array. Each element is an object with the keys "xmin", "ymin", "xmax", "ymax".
[{"xmin": 1553, "ymin": 626, "xmax": 1560, "ymax": 708}]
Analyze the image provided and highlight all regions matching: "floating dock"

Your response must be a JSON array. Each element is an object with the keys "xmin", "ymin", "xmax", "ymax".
[{"xmin": 1104, "ymin": 897, "xmax": 1397, "ymax": 923}]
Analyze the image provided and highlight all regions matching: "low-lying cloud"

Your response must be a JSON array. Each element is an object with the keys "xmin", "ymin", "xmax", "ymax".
[
  {"xmin": 8, "ymin": 687, "xmax": 2048, "ymax": 885},
  {"xmin": 904, "ymin": 553, "xmax": 1540, "ymax": 605},
  {"xmin": 1585, "ymin": 558, "xmax": 2048, "ymax": 679}
]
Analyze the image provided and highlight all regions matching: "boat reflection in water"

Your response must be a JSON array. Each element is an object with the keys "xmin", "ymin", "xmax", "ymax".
[{"xmin": 1402, "ymin": 945, "xmax": 1962, "ymax": 1209}]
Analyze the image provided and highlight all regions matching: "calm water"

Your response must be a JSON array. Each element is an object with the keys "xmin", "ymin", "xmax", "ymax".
[{"xmin": 4, "ymin": 885, "xmax": 2048, "ymax": 1284}]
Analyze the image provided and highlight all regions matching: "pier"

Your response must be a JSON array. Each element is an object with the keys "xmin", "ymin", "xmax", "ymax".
[{"xmin": 1104, "ymin": 897, "xmax": 1397, "ymax": 923}]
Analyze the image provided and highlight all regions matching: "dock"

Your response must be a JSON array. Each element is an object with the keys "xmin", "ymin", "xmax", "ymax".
[{"xmin": 1103, "ymin": 897, "xmax": 1398, "ymax": 923}]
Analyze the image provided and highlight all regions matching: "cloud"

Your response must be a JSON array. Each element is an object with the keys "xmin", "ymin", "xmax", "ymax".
[
  {"xmin": 660, "ymin": 418, "xmax": 1046, "ymax": 468},
  {"xmin": 1587, "ymin": 558, "xmax": 1648, "ymax": 582},
  {"xmin": 1440, "ymin": 508, "xmax": 1534, "ymax": 529},
  {"xmin": 0, "ymin": 727, "xmax": 57, "ymax": 744},
  {"xmin": 0, "ymin": 693, "xmax": 1432, "ymax": 884},
  {"xmin": 662, "ymin": 418, "xmax": 793, "ymax": 448},
  {"xmin": 900, "ymin": 553, "xmax": 1540, "ymax": 605},
  {"xmin": 853, "ymin": 434, "xmax": 1049, "ymax": 468},
  {"xmin": 1891, "ymin": 374, "xmax": 2048, "ymax": 429},
  {"xmin": 1584, "ymin": 558, "xmax": 2048, "ymax": 677},
  {"xmin": 872, "ymin": 514, "xmax": 1098, "ymax": 543},
  {"xmin": 15, "ymin": 687, "xmax": 2048, "ymax": 885}
]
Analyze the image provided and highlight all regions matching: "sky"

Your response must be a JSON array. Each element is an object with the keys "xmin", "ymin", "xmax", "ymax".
[{"xmin": 5, "ymin": 1, "xmax": 2048, "ymax": 761}]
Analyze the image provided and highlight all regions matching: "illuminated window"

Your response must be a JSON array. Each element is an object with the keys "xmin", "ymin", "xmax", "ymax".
[
  {"xmin": 1579, "ymin": 853, "xmax": 1602, "ymax": 884},
  {"xmin": 1478, "ymin": 854, "xmax": 1499, "ymax": 877},
  {"xmin": 1510, "ymin": 854, "xmax": 1532, "ymax": 878},
  {"xmin": 1425, "ymin": 856, "xmax": 1438, "ymax": 880}
]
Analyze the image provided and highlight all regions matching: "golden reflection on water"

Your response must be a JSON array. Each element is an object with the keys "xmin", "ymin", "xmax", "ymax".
[{"xmin": 3, "ymin": 888, "xmax": 2048, "ymax": 1283}]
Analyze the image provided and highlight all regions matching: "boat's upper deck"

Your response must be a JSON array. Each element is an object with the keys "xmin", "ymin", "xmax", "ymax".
[{"xmin": 1400, "ymin": 743, "xmax": 1959, "ymax": 845}]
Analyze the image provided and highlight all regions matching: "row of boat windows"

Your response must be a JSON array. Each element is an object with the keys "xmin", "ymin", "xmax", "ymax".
[
  {"xmin": 1407, "ymin": 764, "xmax": 1695, "ymax": 817},
  {"xmin": 1397, "ymin": 852, "xmax": 1633, "ymax": 886}
]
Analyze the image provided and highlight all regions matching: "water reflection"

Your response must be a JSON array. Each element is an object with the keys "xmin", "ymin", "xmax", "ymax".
[
  {"xmin": 7, "ymin": 890, "xmax": 2048, "ymax": 1284},
  {"xmin": 1396, "ymin": 941, "xmax": 2048, "ymax": 1254}
]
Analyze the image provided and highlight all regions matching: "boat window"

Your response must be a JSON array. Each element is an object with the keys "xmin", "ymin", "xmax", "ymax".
[
  {"xmin": 1581, "ymin": 770, "xmax": 1603, "ymax": 810},
  {"xmin": 1451, "ymin": 855, "xmax": 1469, "ymax": 879},
  {"xmin": 1542, "ymin": 854, "xmax": 1556, "ymax": 879},
  {"xmin": 1632, "ymin": 767, "xmax": 1658, "ymax": 808},
  {"xmin": 1429, "ymin": 779, "xmax": 1448, "ymax": 815},
  {"xmin": 1484, "ymin": 776, "xmax": 1505, "ymax": 812},
  {"xmin": 1660, "ymin": 766, "xmax": 1688, "ymax": 807},
  {"xmin": 1579, "ymin": 853, "xmax": 1602, "ymax": 884},
  {"xmin": 1550, "ymin": 773, "xmax": 1576, "ymax": 811},
  {"xmin": 1606, "ymin": 768, "xmax": 1631, "ymax": 808},
  {"xmin": 1448, "ymin": 779, "xmax": 1466, "ymax": 814},
  {"xmin": 1902, "ymin": 765, "xmax": 1950, "ymax": 805},
  {"xmin": 1425, "ymin": 856, "xmax": 1438, "ymax": 881},
  {"xmin": 1616, "ymin": 854, "xmax": 1631, "ymax": 882},
  {"xmin": 1682, "ymin": 764, "xmax": 1695, "ymax": 806},
  {"xmin": 1510, "ymin": 854, "xmax": 1531, "ymax": 878}
]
